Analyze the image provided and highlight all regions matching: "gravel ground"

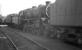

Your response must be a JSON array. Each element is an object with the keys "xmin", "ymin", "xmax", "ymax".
[
  {"xmin": 1, "ymin": 27, "xmax": 82, "ymax": 50},
  {"xmin": 0, "ymin": 30, "xmax": 17, "ymax": 50},
  {"xmin": 0, "ymin": 27, "xmax": 48, "ymax": 50}
]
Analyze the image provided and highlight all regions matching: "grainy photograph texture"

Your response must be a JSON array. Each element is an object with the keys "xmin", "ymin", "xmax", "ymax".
[{"xmin": 0, "ymin": 0, "xmax": 82, "ymax": 50}]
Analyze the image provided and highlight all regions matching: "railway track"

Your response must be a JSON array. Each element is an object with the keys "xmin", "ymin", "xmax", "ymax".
[
  {"xmin": 0, "ymin": 30, "xmax": 18, "ymax": 50},
  {"xmin": 0, "ymin": 27, "xmax": 48, "ymax": 50}
]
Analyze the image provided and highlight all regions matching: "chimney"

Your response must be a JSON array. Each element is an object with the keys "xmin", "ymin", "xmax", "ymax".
[{"xmin": 46, "ymin": 1, "xmax": 51, "ymax": 6}]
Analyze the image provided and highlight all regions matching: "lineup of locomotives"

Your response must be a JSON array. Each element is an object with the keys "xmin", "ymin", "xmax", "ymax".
[
  {"xmin": 3, "ymin": 0, "xmax": 82, "ymax": 47},
  {"xmin": 4, "ymin": 1, "xmax": 50, "ymax": 29}
]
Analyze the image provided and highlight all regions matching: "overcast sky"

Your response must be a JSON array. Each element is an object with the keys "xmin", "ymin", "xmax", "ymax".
[{"xmin": 0, "ymin": 0, "xmax": 55, "ymax": 16}]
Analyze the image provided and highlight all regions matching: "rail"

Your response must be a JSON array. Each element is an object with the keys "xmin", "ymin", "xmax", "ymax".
[{"xmin": 0, "ymin": 30, "xmax": 18, "ymax": 50}]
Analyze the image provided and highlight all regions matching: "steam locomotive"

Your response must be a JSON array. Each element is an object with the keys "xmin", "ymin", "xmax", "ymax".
[
  {"xmin": 0, "ymin": 18, "xmax": 2, "ymax": 24},
  {"xmin": 4, "ymin": 0, "xmax": 82, "ymax": 46},
  {"xmin": 4, "ymin": 1, "xmax": 49, "ymax": 30},
  {"xmin": 49, "ymin": 0, "xmax": 82, "ymax": 46}
]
